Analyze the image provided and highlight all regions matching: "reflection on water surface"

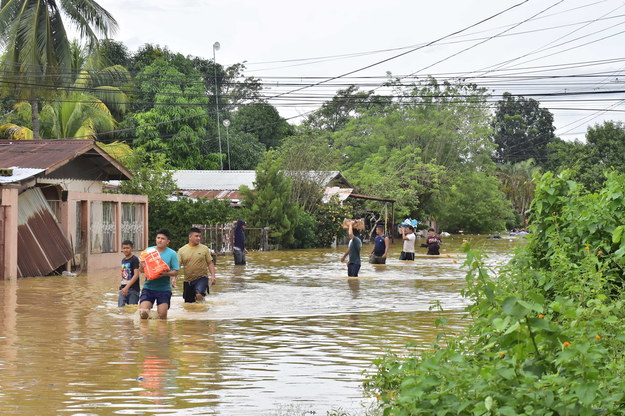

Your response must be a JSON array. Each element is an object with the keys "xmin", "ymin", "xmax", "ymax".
[{"xmin": 0, "ymin": 236, "xmax": 518, "ymax": 415}]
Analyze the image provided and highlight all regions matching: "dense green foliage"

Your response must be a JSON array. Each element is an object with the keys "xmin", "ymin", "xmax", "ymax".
[
  {"xmin": 118, "ymin": 152, "xmax": 234, "ymax": 247},
  {"xmin": 240, "ymin": 153, "xmax": 300, "ymax": 247},
  {"xmin": 242, "ymin": 153, "xmax": 349, "ymax": 249},
  {"xmin": 492, "ymin": 92, "xmax": 556, "ymax": 167},
  {"xmin": 333, "ymin": 79, "xmax": 494, "ymax": 219},
  {"xmin": 0, "ymin": 0, "xmax": 118, "ymax": 139},
  {"xmin": 151, "ymin": 197, "xmax": 235, "ymax": 250},
  {"xmin": 232, "ymin": 103, "xmax": 295, "ymax": 149},
  {"xmin": 431, "ymin": 170, "xmax": 515, "ymax": 233},
  {"xmin": 365, "ymin": 171, "xmax": 625, "ymax": 415},
  {"xmin": 547, "ymin": 121, "xmax": 625, "ymax": 192}
]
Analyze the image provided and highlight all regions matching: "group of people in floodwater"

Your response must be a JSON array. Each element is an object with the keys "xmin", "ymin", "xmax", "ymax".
[
  {"xmin": 341, "ymin": 221, "xmax": 442, "ymax": 277},
  {"xmin": 117, "ymin": 220, "xmax": 248, "ymax": 319},
  {"xmin": 118, "ymin": 219, "xmax": 441, "ymax": 317}
]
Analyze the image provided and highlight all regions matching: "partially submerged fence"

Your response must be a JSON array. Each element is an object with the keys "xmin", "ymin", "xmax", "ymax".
[{"xmin": 193, "ymin": 223, "xmax": 270, "ymax": 252}]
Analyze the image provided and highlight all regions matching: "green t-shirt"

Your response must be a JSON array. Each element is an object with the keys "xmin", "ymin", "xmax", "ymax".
[
  {"xmin": 348, "ymin": 237, "xmax": 362, "ymax": 264},
  {"xmin": 178, "ymin": 243, "xmax": 213, "ymax": 282},
  {"xmin": 142, "ymin": 247, "xmax": 180, "ymax": 292}
]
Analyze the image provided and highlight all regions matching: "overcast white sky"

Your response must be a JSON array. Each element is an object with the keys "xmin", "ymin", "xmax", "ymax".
[{"xmin": 100, "ymin": 0, "xmax": 625, "ymax": 141}]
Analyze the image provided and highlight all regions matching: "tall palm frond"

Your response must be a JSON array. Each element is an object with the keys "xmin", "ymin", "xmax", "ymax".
[
  {"xmin": 0, "ymin": 0, "xmax": 118, "ymax": 138},
  {"xmin": 97, "ymin": 140, "xmax": 132, "ymax": 161},
  {"xmin": 0, "ymin": 122, "xmax": 33, "ymax": 139},
  {"xmin": 40, "ymin": 92, "xmax": 115, "ymax": 139}
]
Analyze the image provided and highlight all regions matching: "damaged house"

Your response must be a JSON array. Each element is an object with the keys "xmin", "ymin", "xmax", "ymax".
[{"xmin": 0, "ymin": 140, "xmax": 147, "ymax": 279}]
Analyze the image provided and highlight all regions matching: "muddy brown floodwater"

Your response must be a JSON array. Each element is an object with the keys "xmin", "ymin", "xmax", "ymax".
[{"xmin": 0, "ymin": 235, "xmax": 520, "ymax": 416}]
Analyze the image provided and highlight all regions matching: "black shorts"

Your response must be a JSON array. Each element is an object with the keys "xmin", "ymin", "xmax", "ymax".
[
  {"xmin": 399, "ymin": 252, "xmax": 415, "ymax": 261},
  {"xmin": 183, "ymin": 276, "xmax": 209, "ymax": 303},
  {"xmin": 347, "ymin": 263, "xmax": 361, "ymax": 277},
  {"xmin": 139, "ymin": 288, "xmax": 172, "ymax": 308}
]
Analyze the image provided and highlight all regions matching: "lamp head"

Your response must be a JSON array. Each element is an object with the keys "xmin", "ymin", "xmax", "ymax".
[
  {"xmin": 213, "ymin": 42, "xmax": 221, "ymax": 51},
  {"xmin": 223, "ymin": 119, "xmax": 230, "ymax": 128}
]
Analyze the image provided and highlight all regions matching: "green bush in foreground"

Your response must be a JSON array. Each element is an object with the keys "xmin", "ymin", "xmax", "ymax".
[{"xmin": 365, "ymin": 171, "xmax": 625, "ymax": 415}]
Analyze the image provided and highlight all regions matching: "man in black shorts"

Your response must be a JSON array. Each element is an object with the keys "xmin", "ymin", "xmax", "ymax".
[{"xmin": 177, "ymin": 227, "xmax": 216, "ymax": 303}]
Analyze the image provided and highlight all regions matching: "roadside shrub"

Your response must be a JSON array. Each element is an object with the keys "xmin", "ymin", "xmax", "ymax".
[
  {"xmin": 314, "ymin": 196, "xmax": 351, "ymax": 248},
  {"xmin": 364, "ymin": 171, "xmax": 625, "ymax": 415},
  {"xmin": 290, "ymin": 208, "xmax": 318, "ymax": 249}
]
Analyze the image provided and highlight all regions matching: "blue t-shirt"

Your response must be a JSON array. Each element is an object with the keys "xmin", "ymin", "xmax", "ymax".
[
  {"xmin": 373, "ymin": 235, "xmax": 387, "ymax": 256},
  {"xmin": 142, "ymin": 246, "xmax": 180, "ymax": 292}
]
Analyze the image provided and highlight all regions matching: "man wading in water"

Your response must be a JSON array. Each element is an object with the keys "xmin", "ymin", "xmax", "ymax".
[
  {"xmin": 178, "ymin": 227, "xmax": 216, "ymax": 303},
  {"xmin": 369, "ymin": 224, "xmax": 389, "ymax": 264},
  {"xmin": 341, "ymin": 221, "xmax": 362, "ymax": 277},
  {"xmin": 399, "ymin": 225, "xmax": 416, "ymax": 261},
  {"xmin": 138, "ymin": 229, "xmax": 180, "ymax": 319},
  {"xmin": 233, "ymin": 219, "xmax": 249, "ymax": 265}
]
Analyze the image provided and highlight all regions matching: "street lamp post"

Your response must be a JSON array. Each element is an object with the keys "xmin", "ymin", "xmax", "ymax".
[
  {"xmin": 213, "ymin": 41, "xmax": 223, "ymax": 170},
  {"xmin": 223, "ymin": 119, "xmax": 231, "ymax": 170}
]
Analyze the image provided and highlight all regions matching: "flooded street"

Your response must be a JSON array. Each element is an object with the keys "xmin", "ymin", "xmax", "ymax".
[{"xmin": 0, "ymin": 236, "xmax": 519, "ymax": 416}]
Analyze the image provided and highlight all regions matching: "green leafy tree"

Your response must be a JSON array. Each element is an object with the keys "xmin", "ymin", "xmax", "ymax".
[
  {"xmin": 232, "ymin": 103, "xmax": 294, "ymax": 149},
  {"xmin": 491, "ymin": 92, "xmax": 556, "ymax": 166},
  {"xmin": 118, "ymin": 152, "xmax": 177, "ymax": 207},
  {"xmin": 274, "ymin": 131, "xmax": 341, "ymax": 214},
  {"xmin": 240, "ymin": 152, "xmax": 299, "ymax": 247},
  {"xmin": 220, "ymin": 131, "xmax": 265, "ymax": 170},
  {"xmin": 304, "ymin": 85, "xmax": 390, "ymax": 132},
  {"xmin": 314, "ymin": 196, "xmax": 351, "ymax": 247},
  {"xmin": 98, "ymin": 39, "xmax": 132, "ymax": 68},
  {"xmin": 333, "ymin": 79, "xmax": 493, "ymax": 218},
  {"xmin": 0, "ymin": 0, "xmax": 118, "ymax": 139},
  {"xmin": 128, "ymin": 59, "xmax": 219, "ymax": 169},
  {"xmin": 69, "ymin": 42, "xmax": 131, "ymax": 119},
  {"xmin": 579, "ymin": 121, "xmax": 625, "ymax": 191},
  {"xmin": 129, "ymin": 44, "xmax": 262, "ymax": 112},
  {"xmin": 432, "ymin": 169, "xmax": 514, "ymax": 233},
  {"xmin": 544, "ymin": 136, "xmax": 586, "ymax": 173},
  {"xmin": 545, "ymin": 122, "xmax": 625, "ymax": 192}
]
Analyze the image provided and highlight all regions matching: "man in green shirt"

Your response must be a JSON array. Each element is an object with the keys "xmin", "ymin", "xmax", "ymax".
[
  {"xmin": 178, "ymin": 227, "xmax": 216, "ymax": 303},
  {"xmin": 341, "ymin": 221, "xmax": 362, "ymax": 277}
]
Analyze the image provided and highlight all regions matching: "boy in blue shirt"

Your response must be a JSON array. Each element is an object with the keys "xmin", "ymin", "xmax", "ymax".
[
  {"xmin": 138, "ymin": 229, "xmax": 180, "ymax": 319},
  {"xmin": 118, "ymin": 240, "xmax": 140, "ymax": 306}
]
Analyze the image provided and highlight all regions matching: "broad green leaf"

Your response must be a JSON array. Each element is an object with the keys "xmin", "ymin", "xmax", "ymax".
[
  {"xmin": 613, "ymin": 225, "xmax": 625, "ymax": 244},
  {"xmin": 575, "ymin": 382, "xmax": 597, "ymax": 405}
]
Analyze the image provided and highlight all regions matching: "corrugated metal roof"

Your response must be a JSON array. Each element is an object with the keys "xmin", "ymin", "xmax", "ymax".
[
  {"xmin": 17, "ymin": 187, "xmax": 73, "ymax": 277},
  {"xmin": 172, "ymin": 170, "xmax": 256, "ymax": 190},
  {"xmin": 0, "ymin": 167, "xmax": 45, "ymax": 184},
  {"xmin": 171, "ymin": 170, "xmax": 349, "ymax": 191},
  {"xmin": 322, "ymin": 187, "xmax": 354, "ymax": 203},
  {"xmin": 183, "ymin": 190, "xmax": 244, "ymax": 201},
  {"xmin": 0, "ymin": 139, "xmax": 132, "ymax": 181}
]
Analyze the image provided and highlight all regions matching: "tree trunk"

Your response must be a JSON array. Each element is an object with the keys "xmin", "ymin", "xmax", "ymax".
[{"xmin": 30, "ymin": 99, "xmax": 40, "ymax": 140}]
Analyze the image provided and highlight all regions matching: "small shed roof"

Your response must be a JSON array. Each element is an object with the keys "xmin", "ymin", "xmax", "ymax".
[{"xmin": 0, "ymin": 139, "xmax": 132, "ymax": 183}]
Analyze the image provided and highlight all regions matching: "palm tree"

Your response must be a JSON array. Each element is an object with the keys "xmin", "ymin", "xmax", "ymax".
[
  {"xmin": 497, "ymin": 159, "xmax": 541, "ymax": 223},
  {"xmin": 0, "ymin": 92, "xmax": 116, "ymax": 140},
  {"xmin": 0, "ymin": 0, "xmax": 118, "ymax": 139},
  {"xmin": 69, "ymin": 40, "xmax": 131, "ymax": 118}
]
